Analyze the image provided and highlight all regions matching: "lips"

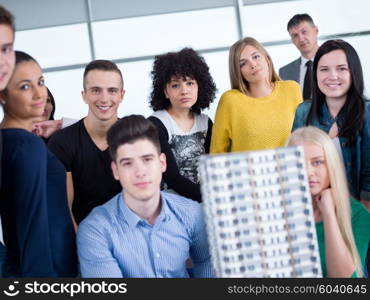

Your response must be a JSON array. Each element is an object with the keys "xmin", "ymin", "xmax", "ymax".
[
  {"xmin": 32, "ymin": 101, "xmax": 45, "ymax": 108},
  {"xmin": 134, "ymin": 182, "xmax": 151, "ymax": 188},
  {"xmin": 97, "ymin": 105, "xmax": 112, "ymax": 112}
]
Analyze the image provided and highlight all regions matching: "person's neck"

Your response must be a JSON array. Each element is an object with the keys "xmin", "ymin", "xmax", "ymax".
[
  {"xmin": 123, "ymin": 191, "xmax": 162, "ymax": 225},
  {"xmin": 302, "ymin": 46, "xmax": 318, "ymax": 61},
  {"xmin": 326, "ymin": 97, "xmax": 346, "ymax": 119},
  {"xmin": 83, "ymin": 113, "xmax": 117, "ymax": 150},
  {"xmin": 248, "ymin": 81, "xmax": 274, "ymax": 98},
  {"xmin": 1, "ymin": 115, "xmax": 35, "ymax": 132},
  {"xmin": 167, "ymin": 106, "xmax": 193, "ymax": 121}
]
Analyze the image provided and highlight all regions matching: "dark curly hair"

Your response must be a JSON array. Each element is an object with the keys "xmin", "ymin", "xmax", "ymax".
[{"xmin": 150, "ymin": 48, "xmax": 216, "ymax": 114}]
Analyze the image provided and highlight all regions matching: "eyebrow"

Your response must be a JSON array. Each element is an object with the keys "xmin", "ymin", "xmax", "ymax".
[
  {"xmin": 16, "ymin": 75, "xmax": 44, "ymax": 86},
  {"xmin": 240, "ymin": 51, "xmax": 259, "ymax": 61},
  {"xmin": 118, "ymin": 153, "xmax": 155, "ymax": 164},
  {"xmin": 310, "ymin": 156, "xmax": 324, "ymax": 160}
]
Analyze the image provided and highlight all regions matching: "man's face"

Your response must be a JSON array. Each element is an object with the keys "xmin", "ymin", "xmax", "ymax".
[
  {"xmin": 288, "ymin": 21, "xmax": 318, "ymax": 58},
  {"xmin": 111, "ymin": 139, "xmax": 166, "ymax": 204},
  {"xmin": 0, "ymin": 24, "xmax": 15, "ymax": 91},
  {"xmin": 82, "ymin": 70, "xmax": 124, "ymax": 122}
]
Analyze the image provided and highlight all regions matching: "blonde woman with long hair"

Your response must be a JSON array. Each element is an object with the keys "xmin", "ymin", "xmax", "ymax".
[
  {"xmin": 210, "ymin": 37, "xmax": 302, "ymax": 153},
  {"xmin": 287, "ymin": 126, "xmax": 370, "ymax": 277}
]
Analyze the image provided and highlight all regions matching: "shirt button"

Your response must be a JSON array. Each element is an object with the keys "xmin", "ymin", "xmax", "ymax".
[{"xmin": 156, "ymin": 253, "xmax": 161, "ymax": 258}]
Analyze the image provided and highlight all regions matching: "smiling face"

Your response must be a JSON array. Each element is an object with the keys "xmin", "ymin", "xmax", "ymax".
[
  {"xmin": 316, "ymin": 49, "xmax": 351, "ymax": 103},
  {"xmin": 164, "ymin": 76, "xmax": 198, "ymax": 112},
  {"xmin": 82, "ymin": 70, "xmax": 124, "ymax": 122},
  {"xmin": 0, "ymin": 24, "xmax": 15, "ymax": 91},
  {"xmin": 1, "ymin": 60, "xmax": 47, "ymax": 120},
  {"xmin": 111, "ymin": 138, "xmax": 166, "ymax": 204},
  {"xmin": 288, "ymin": 21, "xmax": 319, "ymax": 59},
  {"xmin": 239, "ymin": 45, "xmax": 270, "ymax": 84}
]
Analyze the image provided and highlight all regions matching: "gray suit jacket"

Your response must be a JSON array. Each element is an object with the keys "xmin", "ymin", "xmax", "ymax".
[{"xmin": 278, "ymin": 57, "xmax": 301, "ymax": 85}]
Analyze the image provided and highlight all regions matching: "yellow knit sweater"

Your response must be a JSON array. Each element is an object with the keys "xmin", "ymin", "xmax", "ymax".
[{"xmin": 210, "ymin": 80, "xmax": 302, "ymax": 153}]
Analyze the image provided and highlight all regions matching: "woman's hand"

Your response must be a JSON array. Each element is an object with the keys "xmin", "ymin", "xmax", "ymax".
[
  {"xmin": 314, "ymin": 188, "xmax": 336, "ymax": 220},
  {"xmin": 33, "ymin": 120, "xmax": 62, "ymax": 138}
]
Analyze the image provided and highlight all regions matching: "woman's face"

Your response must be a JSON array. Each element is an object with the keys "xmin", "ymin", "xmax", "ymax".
[
  {"xmin": 2, "ymin": 60, "xmax": 47, "ymax": 120},
  {"xmin": 41, "ymin": 92, "xmax": 54, "ymax": 121},
  {"xmin": 297, "ymin": 141, "xmax": 330, "ymax": 196},
  {"xmin": 316, "ymin": 49, "xmax": 351, "ymax": 101},
  {"xmin": 239, "ymin": 45, "xmax": 270, "ymax": 84},
  {"xmin": 164, "ymin": 76, "xmax": 198, "ymax": 111}
]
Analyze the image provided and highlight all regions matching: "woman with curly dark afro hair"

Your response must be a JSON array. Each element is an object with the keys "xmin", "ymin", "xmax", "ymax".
[{"xmin": 148, "ymin": 47, "xmax": 216, "ymax": 202}]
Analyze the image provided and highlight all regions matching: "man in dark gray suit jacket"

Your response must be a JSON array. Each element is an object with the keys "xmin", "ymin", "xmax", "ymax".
[{"xmin": 279, "ymin": 14, "xmax": 319, "ymax": 99}]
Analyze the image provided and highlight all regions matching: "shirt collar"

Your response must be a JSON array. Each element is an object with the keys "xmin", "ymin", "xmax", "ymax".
[
  {"xmin": 300, "ymin": 56, "xmax": 311, "ymax": 68},
  {"xmin": 117, "ymin": 192, "xmax": 170, "ymax": 228}
]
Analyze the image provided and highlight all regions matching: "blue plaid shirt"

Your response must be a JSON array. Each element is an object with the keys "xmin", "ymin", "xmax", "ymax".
[{"xmin": 77, "ymin": 191, "xmax": 213, "ymax": 278}]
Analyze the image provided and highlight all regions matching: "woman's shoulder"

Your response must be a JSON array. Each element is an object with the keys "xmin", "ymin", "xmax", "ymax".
[
  {"xmin": 221, "ymin": 89, "xmax": 244, "ymax": 99},
  {"xmin": 276, "ymin": 80, "xmax": 301, "ymax": 90},
  {"xmin": 2, "ymin": 128, "xmax": 44, "ymax": 149}
]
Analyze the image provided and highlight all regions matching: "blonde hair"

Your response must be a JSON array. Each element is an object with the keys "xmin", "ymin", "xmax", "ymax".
[
  {"xmin": 229, "ymin": 37, "xmax": 280, "ymax": 95},
  {"xmin": 287, "ymin": 126, "xmax": 363, "ymax": 277}
]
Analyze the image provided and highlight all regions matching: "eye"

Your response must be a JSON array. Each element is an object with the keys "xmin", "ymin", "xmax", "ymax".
[
  {"xmin": 187, "ymin": 81, "xmax": 195, "ymax": 86},
  {"xmin": 91, "ymin": 88, "xmax": 100, "ymax": 94},
  {"xmin": 109, "ymin": 88, "xmax": 118, "ymax": 94},
  {"xmin": 318, "ymin": 67, "xmax": 328, "ymax": 72},
  {"xmin": 20, "ymin": 84, "xmax": 30, "ymax": 91},
  {"xmin": 39, "ymin": 78, "xmax": 45, "ymax": 86},
  {"xmin": 252, "ymin": 54, "xmax": 260, "ymax": 60},
  {"xmin": 144, "ymin": 156, "xmax": 153, "ymax": 163},
  {"xmin": 312, "ymin": 159, "xmax": 324, "ymax": 166},
  {"xmin": 122, "ymin": 161, "xmax": 132, "ymax": 166},
  {"xmin": 171, "ymin": 84, "xmax": 179, "ymax": 89},
  {"xmin": 240, "ymin": 62, "xmax": 245, "ymax": 68},
  {"xmin": 2, "ymin": 45, "xmax": 13, "ymax": 54}
]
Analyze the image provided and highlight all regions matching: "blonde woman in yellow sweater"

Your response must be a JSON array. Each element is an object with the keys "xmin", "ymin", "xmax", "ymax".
[{"xmin": 210, "ymin": 37, "xmax": 302, "ymax": 153}]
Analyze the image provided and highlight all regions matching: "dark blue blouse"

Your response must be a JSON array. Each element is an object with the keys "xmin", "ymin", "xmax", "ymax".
[{"xmin": 0, "ymin": 129, "xmax": 77, "ymax": 277}]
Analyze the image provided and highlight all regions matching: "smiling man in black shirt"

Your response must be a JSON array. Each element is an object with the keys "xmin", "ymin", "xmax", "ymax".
[{"xmin": 48, "ymin": 60, "xmax": 124, "ymax": 226}]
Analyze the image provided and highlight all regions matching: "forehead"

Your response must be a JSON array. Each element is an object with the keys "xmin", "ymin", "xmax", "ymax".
[
  {"xmin": 12, "ymin": 60, "xmax": 42, "ymax": 79},
  {"xmin": 301, "ymin": 142, "xmax": 324, "ymax": 159},
  {"xmin": 318, "ymin": 49, "xmax": 347, "ymax": 65},
  {"xmin": 84, "ymin": 70, "xmax": 122, "ymax": 88},
  {"xmin": 116, "ymin": 139, "xmax": 159, "ymax": 159},
  {"xmin": 0, "ymin": 24, "xmax": 14, "ymax": 44},
  {"xmin": 289, "ymin": 21, "xmax": 314, "ymax": 34},
  {"xmin": 240, "ymin": 45, "xmax": 260, "ymax": 58},
  {"xmin": 168, "ymin": 75, "xmax": 194, "ymax": 82}
]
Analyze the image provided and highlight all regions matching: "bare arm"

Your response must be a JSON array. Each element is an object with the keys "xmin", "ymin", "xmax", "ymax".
[
  {"xmin": 66, "ymin": 172, "xmax": 77, "ymax": 232},
  {"xmin": 316, "ymin": 189, "xmax": 356, "ymax": 277}
]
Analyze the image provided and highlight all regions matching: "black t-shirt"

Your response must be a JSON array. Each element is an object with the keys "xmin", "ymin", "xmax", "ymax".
[{"xmin": 48, "ymin": 119, "xmax": 121, "ymax": 224}]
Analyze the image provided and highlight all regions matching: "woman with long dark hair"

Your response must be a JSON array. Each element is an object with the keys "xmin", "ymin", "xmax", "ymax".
[{"xmin": 292, "ymin": 39, "xmax": 370, "ymax": 208}]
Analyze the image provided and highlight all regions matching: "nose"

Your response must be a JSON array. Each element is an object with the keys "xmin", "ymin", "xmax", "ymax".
[
  {"xmin": 180, "ymin": 82, "xmax": 189, "ymax": 94},
  {"xmin": 33, "ymin": 85, "xmax": 46, "ymax": 101},
  {"xmin": 306, "ymin": 162, "xmax": 314, "ymax": 178},
  {"xmin": 134, "ymin": 161, "xmax": 147, "ymax": 178},
  {"xmin": 327, "ymin": 69, "xmax": 339, "ymax": 80}
]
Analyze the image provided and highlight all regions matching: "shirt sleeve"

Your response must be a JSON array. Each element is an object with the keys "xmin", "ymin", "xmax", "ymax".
[
  {"xmin": 48, "ymin": 129, "xmax": 74, "ymax": 172},
  {"xmin": 360, "ymin": 102, "xmax": 370, "ymax": 200},
  {"xmin": 77, "ymin": 214, "xmax": 124, "ymax": 278},
  {"xmin": 210, "ymin": 94, "xmax": 232, "ymax": 153},
  {"xmin": 204, "ymin": 118, "xmax": 213, "ymax": 154},
  {"xmin": 291, "ymin": 102, "xmax": 308, "ymax": 132},
  {"xmin": 189, "ymin": 204, "xmax": 214, "ymax": 278},
  {"xmin": 148, "ymin": 116, "xmax": 202, "ymax": 202}
]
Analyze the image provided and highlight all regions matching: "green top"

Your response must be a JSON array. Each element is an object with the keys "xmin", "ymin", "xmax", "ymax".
[{"xmin": 315, "ymin": 199, "xmax": 370, "ymax": 277}]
